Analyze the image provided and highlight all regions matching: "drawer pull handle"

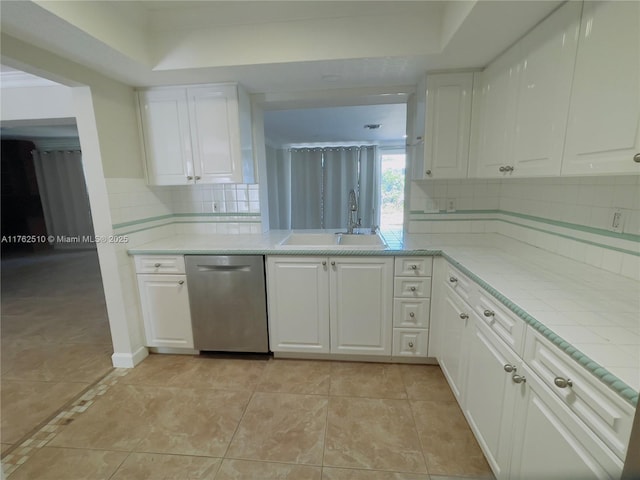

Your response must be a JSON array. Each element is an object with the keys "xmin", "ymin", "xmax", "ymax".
[
  {"xmin": 331, "ymin": 261, "xmax": 336, "ymax": 266},
  {"xmin": 410, "ymin": 286, "xmax": 416, "ymax": 292},
  {"xmin": 449, "ymin": 276, "xmax": 458, "ymax": 283},
  {"xmin": 459, "ymin": 313, "xmax": 469, "ymax": 320},
  {"xmin": 187, "ymin": 176, "xmax": 193, "ymax": 180},
  {"xmin": 154, "ymin": 263, "xmax": 162, "ymax": 268},
  {"xmin": 503, "ymin": 364, "xmax": 516, "ymax": 373},
  {"xmin": 410, "ymin": 265, "xmax": 418, "ymax": 270},
  {"xmin": 483, "ymin": 309, "xmax": 495, "ymax": 318},
  {"xmin": 409, "ymin": 312, "xmax": 415, "ymax": 318},
  {"xmin": 178, "ymin": 280, "xmax": 184, "ymax": 285},
  {"xmin": 408, "ymin": 341, "xmax": 414, "ymax": 348},
  {"xmin": 554, "ymin": 377, "xmax": 573, "ymax": 389},
  {"xmin": 322, "ymin": 261, "xmax": 327, "ymax": 266},
  {"xmin": 512, "ymin": 374, "xmax": 526, "ymax": 384}
]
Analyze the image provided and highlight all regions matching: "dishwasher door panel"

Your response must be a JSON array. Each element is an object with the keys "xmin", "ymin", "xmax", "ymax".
[{"xmin": 185, "ymin": 255, "xmax": 269, "ymax": 353}]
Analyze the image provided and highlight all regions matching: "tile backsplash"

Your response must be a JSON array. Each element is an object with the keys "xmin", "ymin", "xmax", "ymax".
[{"xmin": 409, "ymin": 175, "xmax": 640, "ymax": 279}]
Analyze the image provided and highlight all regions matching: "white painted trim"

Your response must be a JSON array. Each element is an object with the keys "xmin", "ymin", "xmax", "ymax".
[
  {"xmin": 148, "ymin": 347, "xmax": 199, "ymax": 355},
  {"xmin": 273, "ymin": 351, "xmax": 437, "ymax": 364},
  {"xmin": 111, "ymin": 346, "xmax": 149, "ymax": 368}
]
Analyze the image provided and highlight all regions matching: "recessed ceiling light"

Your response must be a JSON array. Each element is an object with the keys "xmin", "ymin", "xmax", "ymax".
[{"xmin": 364, "ymin": 124, "xmax": 381, "ymax": 130}]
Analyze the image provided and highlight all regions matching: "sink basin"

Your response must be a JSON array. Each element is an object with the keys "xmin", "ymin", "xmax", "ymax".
[
  {"xmin": 338, "ymin": 233, "xmax": 387, "ymax": 248},
  {"xmin": 279, "ymin": 233, "xmax": 338, "ymax": 247},
  {"xmin": 277, "ymin": 232, "xmax": 387, "ymax": 249}
]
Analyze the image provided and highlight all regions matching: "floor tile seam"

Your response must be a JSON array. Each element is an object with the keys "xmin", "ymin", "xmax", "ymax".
[
  {"xmin": 219, "ymin": 388, "xmax": 258, "ymax": 459},
  {"xmin": 406, "ymin": 397, "xmax": 432, "ymax": 478},
  {"xmin": 1, "ymin": 367, "xmax": 131, "ymax": 478},
  {"xmin": 221, "ymin": 455, "xmax": 322, "ymax": 467},
  {"xmin": 320, "ymin": 387, "xmax": 332, "ymax": 469},
  {"xmin": 326, "ymin": 392, "xmax": 409, "ymax": 401},
  {"xmin": 320, "ymin": 463, "xmax": 432, "ymax": 476},
  {"xmin": 105, "ymin": 450, "xmax": 134, "ymax": 480}
]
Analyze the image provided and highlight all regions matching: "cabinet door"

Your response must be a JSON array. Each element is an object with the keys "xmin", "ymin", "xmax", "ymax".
[
  {"xmin": 423, "ymin": 73, "xmax": 474, "ymax": 179},
  {"xmin": 473, "ymin": 44, "xmax": 522, "ymax": 178},
  {"xmin": 436, "ymin": 283, "xmax": 472, "ymax": 402},
  {"xmin": 137, "ymin": 274, "xmax": 194, "ymax": 348},
  {"xmin": 464, "ymin": 316, "xmax": 519, "ymax": 480},
  {"xmin": 187, "ymin": 85, "xmax": 242, "ymax": 183},
  {"xmin": 562, "ymin": 1, "xmax": 640, "ymax": 175},
  {"xmin": 138, "ymin": 89, "xmax": 193, "ymax": 186},
  {"xmin": 510, "ymin": 366, "xmax": 623, "ymax": 479},
  {"xmin": 512, "ymin": 1, "xmax": 581, "ymax": 177},
  {"xmin": 330, "ymin": 257, "xmax": 393, "ymax": 356},
  {"xmin": 265, "ymin": 257, "xmax": 330, "ymax": 353}
]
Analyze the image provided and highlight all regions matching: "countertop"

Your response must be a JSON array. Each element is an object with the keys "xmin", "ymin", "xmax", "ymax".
[{"xmin": 129, "ymin": 230, "xmax": 639, "ymax": 406}]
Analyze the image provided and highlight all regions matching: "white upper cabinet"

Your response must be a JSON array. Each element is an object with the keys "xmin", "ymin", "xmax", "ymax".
[
  {"xmin": 420, "ymin": 73, "xmax": 474, "ymax": 179},
  {"xmin": 562, "ymin": 1, "xmax": 640, "ymax": 175},
  {"xmin": 512, "ymin": 1, "xmax": 581, "ymax": 177},
  {"xmin": 473, "ymin": 43, "xmax": 522, "ymax": 178},
  {"xmin": 138, "ymin": 83, "xmax": 255, "ymax": 185}
]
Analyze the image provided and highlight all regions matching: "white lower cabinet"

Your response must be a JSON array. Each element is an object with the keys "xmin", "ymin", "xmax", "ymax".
[
  {"xmin": 266, "ymin": 256, "xmax": 393, "ymax": 356},
  {"xmin": 510, "ymin": 365, "xmax": 623, "ymax": 480},
  {"xmin": 464, "ymin": 315, "xmax": 520, "ymax": 479},
  {"xmin": 430, "ymin": 257, "xmax": 629, "ymax": 480},
  {"xmin": 136, "ymin": 273, "xmax": 194, "ymax": 349}
]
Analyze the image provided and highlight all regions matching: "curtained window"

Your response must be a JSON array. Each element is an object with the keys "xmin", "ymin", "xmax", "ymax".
[{"xmin": 268, "ymin": 145, "xmax": 380, "ymax": 230}]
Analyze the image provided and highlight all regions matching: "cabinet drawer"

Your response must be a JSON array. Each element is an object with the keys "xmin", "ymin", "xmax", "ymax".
[
  {"xmin": 474, "ymin": 290, "xmax": 525, "ymax": 356},
  {"xmin": 395, "ymin": 257, "xmax": 433, "ymax": 277},
  {"xmin": 135, "ymin": 255, "xmax": 185, "ymax": 274},
  {"xmin": 524, "ymin": 328, "xmax": 635, "ymax": 461},
  {"xmin": 392, "ymin": 328, "xmax": 429, "ymax": 357},
  {"xmin": 394, "ymin": 277, "xmax": 432, "ymax": 298},
  {"xmin": 443, "ymin": 262, "xmax": 476, "ymax": 305},
  {"xmin": 393, "ymin": 298, "xmax": 430, "ymax": 328}
]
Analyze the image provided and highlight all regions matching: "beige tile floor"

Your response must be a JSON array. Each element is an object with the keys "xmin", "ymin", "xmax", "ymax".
[{"xmin": 1, "ymin": 250, "xmax": 494, "ymax": 480}]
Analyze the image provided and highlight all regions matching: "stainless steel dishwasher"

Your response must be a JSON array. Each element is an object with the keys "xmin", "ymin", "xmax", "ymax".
[{"xmin": 185, "ymin": 255, "xmax": 269, "ymax": 353}]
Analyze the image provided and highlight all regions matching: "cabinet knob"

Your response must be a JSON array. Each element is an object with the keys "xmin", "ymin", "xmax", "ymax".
[
  {"xmin": 409, "ymin": 312, "xmax": 415, "ymax": 318},
  {"xmin": 449, "ymin": 276, "xmax": 458, "ymax": 283},
  {"xmin": 483, "ymin": 309, "xmax": 495, "ymax": 318},
  {"xmin": 512, "ymin": 374, "xmax": 526, "ymax": 384},
  {"xmin": 331, "ymin": 261, "xmax": 336, "ymax": 266},
  {"xmin": 459, "ymin": 313, "xmax": 469, "ymax": 320},
  {"xmin": 425, "ymin": 170, "xmax": 432, "ymax": 176},
  {"xmin": 408, "ymin": 341, "xmax": 414, "ymax": 348},
  {"xmin": 154, "ymin": 263, "xmax": 161, "ymax": 268},
  {"xmin": 499, "ymin": 166, "xmax": 506, "ymax": 172},
  {"xmin": 322, "ymin": 261, "xmax": 327, "ymax": 266},
  {"xmin": 411, "ymin": 264, "xmax": 418, "ymax": 270},
  {"xmin": 503, "ymin": 364, "xmax": 517, "ymax": 373},
  {"xmin": 634, "ymin": 153, "xmax": 640, "ymax": 163},
  {"xmin": 504, "ymin": 165, "xmax": 514, "ymax": 172},
  {"xmin": 195, "ymin": 176, "xmax": 201, "ymax": 180},
  {"xmin": 553, "ymin": 377, "xmax": 573, "ymax": 389},
  {"xmin": 178, "ymin": 280, "xmax": 184, "ymax": 285},
  {"xmin": 410, "ymin": 286, "xmax": 416, "ymax": 292},
  {"xmin": 187, "ymin": 176, "xmax": 193, "ymax": 180}
]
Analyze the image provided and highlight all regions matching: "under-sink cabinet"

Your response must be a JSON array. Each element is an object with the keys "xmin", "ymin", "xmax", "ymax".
[
  {"xmin": 265, "ymin": 256, "xmax": 394, "ymax": 357},
  {"xmin": 134, "ymin": 255, "xmax": 194, "ymax": 349},
  {"xmin": 429, "ymin": 257, "xmax": 631, "ymax": 479}
]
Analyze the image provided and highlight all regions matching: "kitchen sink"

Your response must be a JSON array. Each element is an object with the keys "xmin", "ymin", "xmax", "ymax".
[
  {"xmin": 279, "ymin": 233, "xmax": 339, "ymax": 247},
  {"xmin": 277, "ymin": 232, "xmax": 387, "ymax": 249}
]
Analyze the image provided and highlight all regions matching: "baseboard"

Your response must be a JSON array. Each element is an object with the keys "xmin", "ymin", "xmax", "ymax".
[
  {"xmin": 111, "ymin": 346, "xmax": 149, "ymax": 368},
  {"xmin": 273, "ymin": 352, "xmax": 438, "ymax": 364}
]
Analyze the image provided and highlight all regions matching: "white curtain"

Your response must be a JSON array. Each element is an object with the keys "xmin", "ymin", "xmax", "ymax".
[
  {"xmin": 357, "ymin": 146, "xmax": 380, "ymax": 229},
  {"xmin": 32, "ymin": 149, "xmax": 95, "ymax": 249},
  {"xmin": 323, "ymin": 147, "xmax": 358, "ymax": 229},
  {"xmin": 272, "ymin": 145, "xmax": 380, "ymax": 230},
  {"xmin": 290, "ymin": 148, "xmax": 323, "ymax": 229}
]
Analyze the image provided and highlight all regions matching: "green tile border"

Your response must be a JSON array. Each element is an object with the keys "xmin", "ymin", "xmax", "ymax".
[
  {"xmin": 409, "ymin": 210, "xmax": 640, "ymax": 257},
  {"xmin": 440, "ymin": 252, "xmax": 639, "ymax": 407},
  {"xmin": 112, "ymin": 212, "xmax": 260, "ymax": 230}
]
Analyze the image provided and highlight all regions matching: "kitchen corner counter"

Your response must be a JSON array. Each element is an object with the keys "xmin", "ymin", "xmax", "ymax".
[{"xmin": 128, "ymin": 231, "xmax": 639, "ymax": 406}]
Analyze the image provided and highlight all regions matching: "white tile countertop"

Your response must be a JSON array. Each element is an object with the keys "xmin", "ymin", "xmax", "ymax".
[{"xmin": 129, "ymin": 231, "xmax": 640, "ymax": 404}]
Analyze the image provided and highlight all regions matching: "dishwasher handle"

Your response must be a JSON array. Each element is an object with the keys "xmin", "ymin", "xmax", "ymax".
[{"xmin": 195, "ymin": 264, "xmax": 251, "ymax": 272}]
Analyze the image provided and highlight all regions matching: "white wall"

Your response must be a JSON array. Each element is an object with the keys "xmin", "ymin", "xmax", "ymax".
[{"xmin": 1, "ymin": 85, "xmax": 74, "ymax": 120}]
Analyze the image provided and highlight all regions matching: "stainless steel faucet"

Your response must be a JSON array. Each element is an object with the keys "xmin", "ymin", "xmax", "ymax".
[{"xmin": 347, "ymin": 189, "xmax": 360, "ymax": 234}]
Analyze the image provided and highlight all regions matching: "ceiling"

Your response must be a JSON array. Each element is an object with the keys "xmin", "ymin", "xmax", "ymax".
[
  {"xmin": 0, "ymin": 1, "xmax": 563, "ymax": 147},
  {"xmin": 0, "ymin": 1, "xmax": 563, "ymax": 93}
]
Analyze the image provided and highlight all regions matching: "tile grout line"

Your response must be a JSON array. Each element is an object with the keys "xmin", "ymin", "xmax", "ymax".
[{"xmin": 1, "ymin": 368, "xmax": 131, "ymax": 477}]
